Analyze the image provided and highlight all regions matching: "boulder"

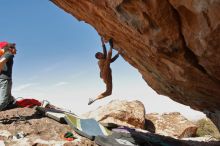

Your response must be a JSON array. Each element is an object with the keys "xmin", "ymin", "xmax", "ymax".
[
  {"xmin": 145, "ymin": 112, "xmax": 198, "ymax": 138},
  {"xmin": 83, "ymin": 100, "xmax": 146, "ymax": 129}
]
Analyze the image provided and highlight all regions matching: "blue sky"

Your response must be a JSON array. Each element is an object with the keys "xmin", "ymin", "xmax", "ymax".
[{"xmin": 0, "ymin": 0, "xmax": 205, "ymax": 120}]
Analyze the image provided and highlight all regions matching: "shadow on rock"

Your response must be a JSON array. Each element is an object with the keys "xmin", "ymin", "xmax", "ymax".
[{"xmin": 144, "ymin": 119, "xmax": 156, "ymax": 133}]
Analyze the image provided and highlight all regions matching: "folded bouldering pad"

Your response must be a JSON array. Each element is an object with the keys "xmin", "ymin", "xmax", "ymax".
[
  {"xmin": 36, "ymin": 106, "xmax": 66, "ymax": 123},
  {"xmin": 36, "ymin": 106, "xmax": 79, "ymax": 124},
  {"xmin": 64, "ymin": 113, "xmax": 111, "ymax": 140},
  {"xmin": 95, "ymin": 135, "xmax": 137, "ymax": 146}
]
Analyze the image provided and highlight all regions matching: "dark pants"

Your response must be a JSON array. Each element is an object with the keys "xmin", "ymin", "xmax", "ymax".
[{"xmin": 0, "ymin": 79, "xmax": 13, "ymax": 111}]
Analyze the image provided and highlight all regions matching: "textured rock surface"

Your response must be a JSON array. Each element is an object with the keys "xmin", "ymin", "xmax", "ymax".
[
  {"xmin": 0, "ymin": 107, "xmax": 96, "ymax": 146},
  {"xmin": 146, "ymin": 112, "xmax": 198, "ymax": 138},
  {"xmin": 51, "ymin": 0, "xmax": 220, "ymax": 130},
  {"xmin": 83, "ymin": 100, "xmax": 146, "ymax": 129}
]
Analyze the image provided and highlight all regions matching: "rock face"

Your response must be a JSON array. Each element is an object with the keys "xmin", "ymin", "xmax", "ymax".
[
  {"xmin": 146, "ymin": 112, "xmax": 198, "ymax": 138},
  {"xmin": 83, "ymin": 100, "xmax": 146, "ymax": 129},
  {"xmin": 51, "ymin": 0, "xmax": 220, "ymax": 130}
]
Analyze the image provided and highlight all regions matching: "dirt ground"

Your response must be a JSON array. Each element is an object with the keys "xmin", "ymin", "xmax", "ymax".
[{"xmin": 0, "ymin": 107, "xmax": 97, "ymax": 146}]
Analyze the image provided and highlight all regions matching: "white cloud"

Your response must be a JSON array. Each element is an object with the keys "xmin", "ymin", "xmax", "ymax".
[
  {"xmin": 70, "ymin": 71, "xmax": 88, "ymax": 79},
  {"xmin": 42, "ymin": 64, "xmax": 59, "ymax": 73},
  {"xmin": 13, "ymin": 83, "xmax": 37, "ymax": 92},
  {"xmin": 54, "ymin": 82, "xmax": 69, "ymax": 87}
]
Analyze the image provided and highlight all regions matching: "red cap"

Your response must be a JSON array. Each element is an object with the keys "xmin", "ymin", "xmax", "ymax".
[{"xmin": 0, "ymin": 42, "xmax": 8, "ymax": 49}]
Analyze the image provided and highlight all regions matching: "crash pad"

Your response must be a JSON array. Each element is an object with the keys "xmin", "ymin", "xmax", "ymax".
[{"xmin": 64, "ymin": 113, "xmax": 111, "ymax": 140}]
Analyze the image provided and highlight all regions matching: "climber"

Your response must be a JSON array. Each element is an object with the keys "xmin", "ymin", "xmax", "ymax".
[{"xmin": 88, "ymin": 37, "xmax": 119, "ymax": 105}]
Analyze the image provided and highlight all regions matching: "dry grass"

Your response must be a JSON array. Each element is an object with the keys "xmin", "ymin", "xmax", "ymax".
[{"xmin": 195, "ymin": 118, "xmax": 220, "ymax": 140}]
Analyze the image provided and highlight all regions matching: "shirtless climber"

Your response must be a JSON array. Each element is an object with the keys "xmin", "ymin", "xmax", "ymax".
[{"xmin": 88, "ymin": 37, "xmax": 119, "ymax": 105}]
